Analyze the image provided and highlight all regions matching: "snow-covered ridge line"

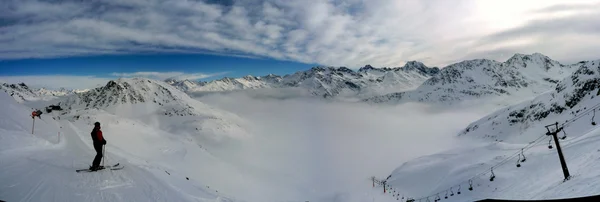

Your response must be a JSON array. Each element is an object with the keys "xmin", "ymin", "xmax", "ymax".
[
  {"xmin": 55, "ymin": 78, "xmax": 207, "ymax": 117},
  {"xmin": 459, "ymin": 59, "xmax": 600, "ymax": 143},
  {"xmin": 167, "ymin": 62, "xmax": 440, "ymax": 98},
  {"xmin": 364, "ymin": 53, "xmax": 583, "ymax": 105},
  {"xmin": 0, "ymin": 82, "xmax": 88, "ymax": 103}
]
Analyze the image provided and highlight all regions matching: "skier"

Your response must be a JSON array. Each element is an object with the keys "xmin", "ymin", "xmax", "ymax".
[{"xmin": 90, "ymin": 122, "xmax": 107, "ymax": 171}]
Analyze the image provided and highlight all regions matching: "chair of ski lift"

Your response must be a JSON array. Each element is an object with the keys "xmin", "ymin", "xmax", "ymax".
[
  {"xmin": 560, "ymin": 129, "xmax": 567, "ymax": 140},
  {"xmin": 489, "ymin": 168, "xmax": 496, "ymax": 181},
  {"xmin": 468, "ymin": 180, "xmax": 474, "ymax": 191},
  {"xmin": 517, "ymin": 149, "xmax": 526, "ymax": 167},
  {"xmin": 548, "ymin": 139, "xmax": 553, "ymax": 149}
]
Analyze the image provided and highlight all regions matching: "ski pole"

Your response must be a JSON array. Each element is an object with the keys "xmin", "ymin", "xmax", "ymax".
[{"xmin": 102, "ymin": 145, "xmax": 105, "ymax": 167}]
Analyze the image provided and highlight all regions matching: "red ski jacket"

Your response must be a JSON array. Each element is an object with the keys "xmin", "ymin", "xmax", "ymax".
[{"xmin": 91, "ymin": 128, "xmax": 105, "ymax": 145}]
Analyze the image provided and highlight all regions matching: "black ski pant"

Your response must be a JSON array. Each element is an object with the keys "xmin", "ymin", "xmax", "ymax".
[{"xmin": 92, "ymin": 143, "xmax": 103, "ymax": 167}]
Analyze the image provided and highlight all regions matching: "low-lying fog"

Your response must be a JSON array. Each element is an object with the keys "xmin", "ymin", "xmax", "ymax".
[{"xmin": 192, "ymin": 89, "xmax": 501, "ymax": 202}]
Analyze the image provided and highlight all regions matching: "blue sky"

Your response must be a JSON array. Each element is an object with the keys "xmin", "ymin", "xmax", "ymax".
[
  {"xmin": 0, "ymin": 54, "xmax": 314, "ymax": 79},
  {"xmin": 0, "ymin": 54, "xmax": 315, "ymax": 89}
]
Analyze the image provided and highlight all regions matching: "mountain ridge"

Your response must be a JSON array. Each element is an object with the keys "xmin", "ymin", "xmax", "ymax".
[
  {"xmin": 364, "ymin": 53, "xmax": 579, "ymax": 105},
  {"xmin": 458, "ymin": 59, "xmax": 600, "ymax": 142},
  {"xmin": 168, "ymin": 62, "xmax": 441, "ymax": 98},
  {"xmin": 0, "ymin": 82, "xmax": 86, "ymax": 103}
]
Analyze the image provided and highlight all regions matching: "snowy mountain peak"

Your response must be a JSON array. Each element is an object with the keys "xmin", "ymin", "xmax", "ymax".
[
  {"xmin": 258, "ymin": 74, "xmax": 283, "ymax": 83},
  {"xmin": 508, "ymin": 52, "xmax": 549, "ymax": 61},
  {"xmin": 358, "ymin": 65, "xmax": 378, "ymax": 73},
  {"xmin": 401, "ymin": 61, "xmax": 440, "ymax": 76},
  {"xmin": 506, "ymin": 53, "xmax": 563, "ymax": 71},
  {"xmin": 242, "ymin": 75, "xmax": 258, "ymax": 80},
  {"xmin": 365, "ymin": 54, "xmax": 577, "ymax": 105},
  {"xmin": 58, "ymin": 78, "xmax": 198, "ymax": 117},
  {"xmin": 217, "ymin": 77, "xmax": 236, "ymax": 82}
]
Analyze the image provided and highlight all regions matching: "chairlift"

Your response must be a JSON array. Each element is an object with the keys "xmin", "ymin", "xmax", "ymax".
[
  {"xmin": 517, "ymin": 149, "xmax": 526, "ymax": 167},
  {"xmin": 489, "ymin": 168, "xmax": 496, "ymax": 181},
  {"xmin": 468, "ymin": 180, "xmax": 474, "ymax": 191},
  {"xmin": 548, "ymin": 139, "xmax": 553, "ymax": 149},
  {"xmin": 560, "ymin": 129, "xmax": 567, "ymax": 140}
]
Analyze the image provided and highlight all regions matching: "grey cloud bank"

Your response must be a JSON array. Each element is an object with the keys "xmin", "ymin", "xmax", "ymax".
[{"xmin": 1, "ymin": 0, "xmax": 600, "ymax": 67}]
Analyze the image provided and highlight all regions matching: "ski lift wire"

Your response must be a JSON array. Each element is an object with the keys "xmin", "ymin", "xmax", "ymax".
[{"xmin": 406, "ymin": 134, "xmax": 548, "ymax": 201}]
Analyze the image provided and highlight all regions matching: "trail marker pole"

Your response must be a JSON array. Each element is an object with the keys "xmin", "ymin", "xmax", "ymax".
[{"xmin": 32, "ymin": 116, "xmax": 35, "ymax": 134}]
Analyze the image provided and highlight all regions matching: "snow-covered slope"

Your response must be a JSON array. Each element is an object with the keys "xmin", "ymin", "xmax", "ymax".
[
  {"xmin": 459, "ymin": 60, "xmax": 600, "ymax": 143},
  {"xmin": 378, "ymin": 59, "xmax": 600, "ymax": 201},
  {"xmin": 169, "ymin": 63, "xmax": 439, "ymax": 99},
  {"xmin": 0, "ymin": 91, "xmax": 230, "ymax": 202},
  {"xmin": 383, "ymin": 130, "xmax": 600, "ymax": 201},
  {"xmin": 40, "ymin": 78, "xmax": 316, "ymax": 201},
  {"xmin": 55, "ymin": 78, "xmax": 248, "ymax": 148},
  {"xmin": 0, "ymin": 82, "xmax": 83, "ymax": 103},
  {"xmin": 58, "ymin": 78, "xmax": 198, "ymax": 116},
  {"xmin": 365, "ymin": 53, "xmax": 574, "ymax": 105}
]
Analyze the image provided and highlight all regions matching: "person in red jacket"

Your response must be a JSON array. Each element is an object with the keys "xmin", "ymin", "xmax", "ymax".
[{"xmin": 90, "ymin": 122, "xmax": 107, "ymax": 171}]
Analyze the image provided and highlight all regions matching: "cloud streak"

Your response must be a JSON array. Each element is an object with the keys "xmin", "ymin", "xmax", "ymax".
[
  {"xmin": 111, "ymin": 71, "xmax": 229, "ymax": 80},
  {"xmin": 1, "ymin": 0, "xmax": 599, "ymax": 67}
]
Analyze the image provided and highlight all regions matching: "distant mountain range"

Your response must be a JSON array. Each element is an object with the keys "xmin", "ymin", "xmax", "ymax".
[
  {"xmin": 364, "ymin": 53, "xmax": 577, "ymax": 104},
  {"xmin": 0, "ymin": 82, "xmax": 89, "ymax": 103},
  {"xmin": 166, "ymin": 53, "xmax": 581, "ymax": 104},
  {"xmin": 167, "ymin": 61, "xmax": 440, "ymax": 98},
  {"xmin": 2, "ymin": 53, "xmax": 593, "ymax": 107}
]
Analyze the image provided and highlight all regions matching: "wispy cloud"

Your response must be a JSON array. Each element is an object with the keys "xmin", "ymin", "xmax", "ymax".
[
  {"xmin": 1, "ymin": 0, "xmax": 599, "ymax": 67},
  {"xmin": 111, "ymin": 71, "xmax": 229, "ymax": 80}
]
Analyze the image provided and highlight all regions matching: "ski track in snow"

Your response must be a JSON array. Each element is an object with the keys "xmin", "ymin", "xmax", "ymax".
[{"xmin": 0, "ymin": 120, "xmax": 224, "ymax": 202}]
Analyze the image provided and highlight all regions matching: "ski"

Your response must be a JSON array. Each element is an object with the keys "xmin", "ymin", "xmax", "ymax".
[{"xmin": 76, "ymin": 163, "xmax": 123, "ymax": 172}]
